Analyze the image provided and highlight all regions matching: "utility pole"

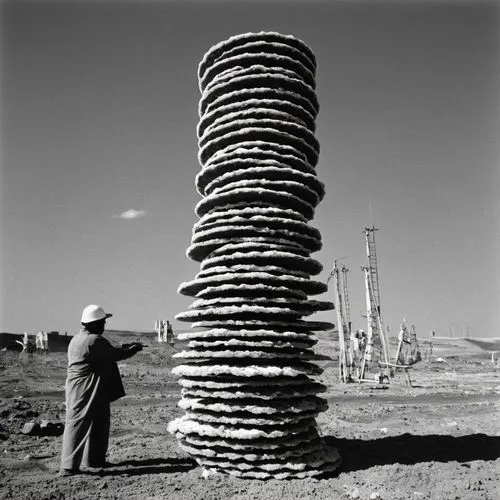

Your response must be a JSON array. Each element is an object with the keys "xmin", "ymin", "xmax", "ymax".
[
  {"xmin": 329, "ymin": 261, "xmax": 352, "ymax": 382},
  {"xmin": 341, "ymin": 266, "xmax": 352, "ymax": 335},
  {"xmin": 360, "ymin": 266, "xmax": 374, "ymax": 379},
  {"xmin": 340, "ymin": 265, "xmax": 354, "ymax": 374}
]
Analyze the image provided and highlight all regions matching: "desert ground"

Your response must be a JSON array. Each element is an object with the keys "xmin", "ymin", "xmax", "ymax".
[{"xmin": 0, "ymin": 331, "xmax": 498, "ymax": 500}]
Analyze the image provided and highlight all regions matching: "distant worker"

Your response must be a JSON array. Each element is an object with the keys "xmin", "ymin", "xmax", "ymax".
[
  {"xmin": 357, "ymin": 329, "xmax": 366, "ymax": 353},
  {"xmin": 161, "ymin": 319, "xmax": 167, "ymax": 343},
  {"xmin": 166, "ymin": 320, "xmax": 174, "ymax": 344},
  {"xmin": 426, "ymin": 330, "xmax": 435, "ymax": 361},
  {"xmin": 59, "ymin": 305, "xmax": 143, "ymax": 476},
  {"xmin": 23, "ymin": 332, "xmax": 29, "ymax": 352},
  {"xmin": 36, "ymin": 332, "xmax": 43, "ymax": 353},
  {"xmin": 155, "ymin": 319, "xmax": 162, "ymax": 343}
]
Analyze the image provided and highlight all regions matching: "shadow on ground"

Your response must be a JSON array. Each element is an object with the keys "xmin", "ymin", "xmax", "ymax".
[
  {"xmin": 325, "ymin": 433, "xmax": 500, "ymax": 473},
  {"xmin": 91, "ymin": 435, "xmax": 499, "ymax": 478},
  {"xmin": 96, "ymin": 457, "xmax": 197, "ymax": 476}
]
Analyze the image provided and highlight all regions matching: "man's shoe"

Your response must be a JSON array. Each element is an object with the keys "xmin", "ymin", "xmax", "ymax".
[{"xmin": 58, "ymin": 469, "xmax": 80, "ymax": 477}]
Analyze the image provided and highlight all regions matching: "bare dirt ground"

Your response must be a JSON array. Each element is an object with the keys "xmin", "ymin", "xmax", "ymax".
[{"xmin": 0, "ymin": 332, "xmax": 499, "ymax": 500}]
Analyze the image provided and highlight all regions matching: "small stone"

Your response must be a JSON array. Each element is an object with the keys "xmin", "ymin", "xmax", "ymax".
[
  {"xmin": 21, "ymin": 422, "xmax": 40, "ymax": 436},
  {"xmin": 370, "ymin": 493, "xmax": 381, "ymax": 499},
  {"xmin": 350, "ymin": 488, "xmax": 360, "ymax": 499}
]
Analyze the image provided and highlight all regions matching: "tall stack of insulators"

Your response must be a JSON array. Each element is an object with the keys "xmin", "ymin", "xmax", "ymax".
[{"xmin": 168, "ymin": 32, "xmax": 340, "ymax": 479}]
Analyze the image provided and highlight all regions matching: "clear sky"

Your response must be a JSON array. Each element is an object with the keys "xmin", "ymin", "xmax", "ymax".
[{"xmin": 1, "ymin": 0, "xmax": 499, "ymax": 338}]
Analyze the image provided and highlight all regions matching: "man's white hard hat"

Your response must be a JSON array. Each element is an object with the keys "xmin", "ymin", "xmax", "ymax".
[{"xmin": 81, "ymin": 304, "xmax": 113, "ymax": 324}]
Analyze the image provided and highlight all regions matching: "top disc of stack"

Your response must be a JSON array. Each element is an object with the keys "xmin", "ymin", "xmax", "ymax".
[{"xmin": 198, "ymin": 32, "xmax": 316, "ymax": 91}]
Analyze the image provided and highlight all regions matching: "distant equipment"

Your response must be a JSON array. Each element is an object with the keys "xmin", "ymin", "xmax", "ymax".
[
  {"xmin": 395, "ymin": 320, "xmax": 421, "ymax": 366},
  {"xmin": 16, "ymin": 332, "xmax": 36, "ymax": 360},
  {"xmin": 331, "ymin": 225, "xmax": 421, "ymax": 386},
  {"xmin": 155, "ymin": 319, "xmax": 174, "ymax": 344},
  {"xmin": 328, "ymin": 260, "xmax": 354, "ymax": 383},
  {"xmin": 386, "ymin": 320, "xmax": 422, "ymax": 385}
]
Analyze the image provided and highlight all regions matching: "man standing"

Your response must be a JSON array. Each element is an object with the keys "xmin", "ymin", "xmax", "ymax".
[
  {"xmin": 42, "ymin": 331, "xmax": 49, "ymax": 353},
  {"xmin": 59, "ymin": 305, "xmax": 142, "ymax": 476},
  {"xmin": 166, "ymin": 320, "xmax": 174, "ymax": 344}
]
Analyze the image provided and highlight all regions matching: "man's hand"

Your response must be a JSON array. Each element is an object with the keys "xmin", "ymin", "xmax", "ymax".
[
  {"xmin": 130, "ymin": 342, "xmax": 143, "ymax": 353},
  {"xmin": 122, "ymin": 342, "xmax": 144, "ymax": 352}
]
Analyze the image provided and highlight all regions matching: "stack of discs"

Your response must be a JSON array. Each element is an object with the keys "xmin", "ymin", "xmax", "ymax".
[{"xmin": 168, "ymin": 32, "xmax": 341, "ymax": 479}]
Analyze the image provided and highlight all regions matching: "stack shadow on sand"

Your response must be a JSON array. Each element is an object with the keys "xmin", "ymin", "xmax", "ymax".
[{"xmin": 168, "ymin": 32, "xmax": 340, "ymax": 479}]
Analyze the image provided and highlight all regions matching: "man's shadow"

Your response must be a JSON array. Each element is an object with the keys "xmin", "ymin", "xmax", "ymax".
[
  {"xmin": 324, "ymin": 433, "xmax": 500, "ymax": 474},
  {"xmin": 97, "ymin": 457, "xmax": 197, "ymax": 476}
]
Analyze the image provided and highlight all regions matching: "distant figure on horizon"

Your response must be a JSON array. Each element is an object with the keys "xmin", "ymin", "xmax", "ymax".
[
  {"xmin": 162, "ymin": 320, "xmax": 167, "ymax": 343},
  {"xmin": 426, "ymin": 330, "xmax": 435, "ymax": 361},
  {"xmin": 36, "ymin": 331, "xmax": 48, "ymax": 354},
  {"xmin": 155, "ymin": 319, "xmax": 162, "ymax": 342},
  {"xmin": 166, "ymin": 320, "xmax": 174, "ymax": 344},
  {"xmin": 35, "ymin": 332, "xmax": 43, "ymax": 353},
  {"xmin": 59, "ymin": 304, "xmax": 143, "ymax": 476},
  {"xmin": 357, "ymin": 329, "xmax": 366, "ymax": 354}
]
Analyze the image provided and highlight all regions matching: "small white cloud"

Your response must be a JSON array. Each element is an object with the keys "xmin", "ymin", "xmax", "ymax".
[{"xmin": 114, "ymin": 209, "xmax": 147, "ymax": 220}]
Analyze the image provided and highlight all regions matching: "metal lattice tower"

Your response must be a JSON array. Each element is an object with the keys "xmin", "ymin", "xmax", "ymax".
[
  {"xmin": 329, "ymin": 261, "xmax": 353, "ymax": 383},
  {"xmin": 364, "ymin": 226, "xmax": 381, "ymax": 315},
  {"xmin": 360, "ymin": 226, "xmax": 391, "ymax": 378},
  {"xmin": 341, "ymin": 266, "xmax": 351, "ymax": 333}
]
